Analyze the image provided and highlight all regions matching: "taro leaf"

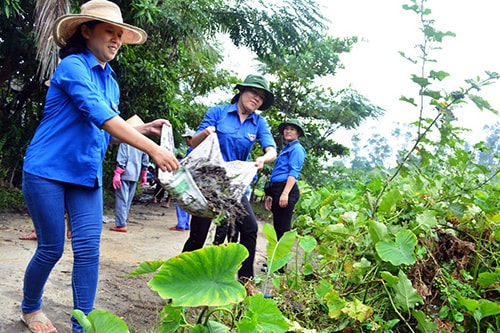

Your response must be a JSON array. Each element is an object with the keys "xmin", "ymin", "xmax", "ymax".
[
  {"xmin": 324, "ymin": 289, "xmax": 346, "ymax": 318},
  {"xmin": 368, "ymin": 220, "xmax": 388, "ymax": 244},
  {"xmin": 263, "ymin": 223, "xmax": 297, "ymax": 273},
  {"xmin": 129, "ymin": 260, "xmax": 165, "ymax": 276},
  {"xmin": 415, "ymin": 211, "xmax": 438, "ymax": 232},
  {"xmin": 378, "ymin": 188, "xmax": 402, "ymax": 214},
  {"xmin": 393, "ymin": 270, "xmax": 423, "ymax": 312},
  {"xmin": 412, "ymin": 310, "xmax": 438, "ymax": 333},
  {"xmin": 375, "ymin": 229, "xmax": 417, "ymax": 266},
  {"xmin": 298, "ymin": 235, "xmax": 317, "ymax": 254},
  {"xmin": 158, "ymin": 303, "xmax": 186, "ymax": 332},
  {"xmin": 236, "ymin": 294, "xmax": 289, "ymax": 333},
  {"xmin": 326, "ymin": 223, "xmax": 349, "ymax": 235},
  {"xmin": 147, "ymin": 243, "xmax": 247, "ymax": 307},
  {"xmin": 380, "ymin": 271, "xmax": 399, "ymax": 287},
  {"xmin": 342, "ymin": 297, "xmax": 373, "ymax": 322},
  {"xmin": 72, "ymin": 309, "xmax": 130, "ymax": 333}
]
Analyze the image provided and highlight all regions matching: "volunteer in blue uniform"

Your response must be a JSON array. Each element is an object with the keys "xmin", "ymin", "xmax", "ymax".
[
  {"xmin": 264, "ymin": 119, "xmax": 306, "ymax": 240},
  {"xmin": 181, "ymin": 74, "xmax": 277, "ymax": 282},
  {"xmin": 20, "ymin": 1, "xmax": 179, "ymax": 332}
]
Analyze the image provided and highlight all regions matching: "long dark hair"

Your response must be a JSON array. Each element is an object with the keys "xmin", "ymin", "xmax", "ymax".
[{"xmin": 59, "ymin": 20, "xmax": 100, "ymax": 59}]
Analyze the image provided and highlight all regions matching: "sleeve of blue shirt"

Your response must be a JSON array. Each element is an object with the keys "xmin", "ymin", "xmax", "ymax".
[
  {"xmin": 288, "ymin": 144, "xmax": 306, "ymax": 179},
  {"xmin": 54, "ymin": 53, "xmax": 119, "ymax": 128}
]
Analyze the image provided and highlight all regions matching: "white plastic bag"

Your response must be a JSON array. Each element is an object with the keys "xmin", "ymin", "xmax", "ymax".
[{"xmin": 162, "ymin": 133, "xmax": 257, "ymax": 218}]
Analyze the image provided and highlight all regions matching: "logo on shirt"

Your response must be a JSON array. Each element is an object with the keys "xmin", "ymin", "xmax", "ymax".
[{"xmin": 247, "ymin": 133, "xmax": 256, "ymax": 141}]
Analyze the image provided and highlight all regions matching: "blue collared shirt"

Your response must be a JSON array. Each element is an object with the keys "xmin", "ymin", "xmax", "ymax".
[
  {"xmin": 196, "ymin": 103, "xmax": 276, "ymax": 162},
  {"xmin": 23, "ymin": 49, "xmax": 119, "ymax": 187},
  {"xmin": 270, "ymin": 140, "xmax": 306, "ymax": 182}
]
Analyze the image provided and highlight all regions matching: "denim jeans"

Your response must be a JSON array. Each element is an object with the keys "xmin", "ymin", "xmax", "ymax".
[{"xmin": 22, "ymin": 172, "xmax": 103, "ymax": 333}]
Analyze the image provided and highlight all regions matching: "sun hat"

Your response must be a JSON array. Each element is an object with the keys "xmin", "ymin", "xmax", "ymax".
[
  {"xmin": 278, "ymin": 118, "xmax": 305, "ymax": 137},
  {"xmin": 52, "ymin": 0, "xmax": 147, "ymax": 47},
  {"xmin": 234, "ymin": 74, "xmax": 274, "ymax": 111},
  {"xmin": 181, "ymin": 129, "xmax": 195, "ymax": 137},
  {"xmin": 125, "ymin": 115, "xmax": 144, "ymax": 127}
]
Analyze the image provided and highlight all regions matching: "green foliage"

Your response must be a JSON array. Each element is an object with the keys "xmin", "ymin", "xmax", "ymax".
[
  {"xmin": 72, "ymin": 309, "xmax": 129, "ymax": 333},
  {"xmin": 146, "ymin": 243, "xmax": 247, "ymax": 307}
]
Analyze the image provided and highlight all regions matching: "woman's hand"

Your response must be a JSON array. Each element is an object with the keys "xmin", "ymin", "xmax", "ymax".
[
  {"xmin": 264, "ymin": 196, "xmax": 272, "ymax": 210},
  {"xmin": 137, "ymin": 119, "xmax": 171, "ymax": 137},
  {"xmin": 151, "ymin": 146, "xmax": 179, "ymax": 172}
]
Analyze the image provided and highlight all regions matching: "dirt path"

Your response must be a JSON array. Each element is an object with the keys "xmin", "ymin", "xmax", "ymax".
[{"xmin": 0, "ymin": 198, "xmax": 268, "ymax": 332}]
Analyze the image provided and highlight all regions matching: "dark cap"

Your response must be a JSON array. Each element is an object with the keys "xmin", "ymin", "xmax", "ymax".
[{"xmin": 234, "ymin": 74, "xmax": 274, "ymax": 111}]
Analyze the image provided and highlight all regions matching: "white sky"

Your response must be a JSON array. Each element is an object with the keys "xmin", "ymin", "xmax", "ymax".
[
  {"xmin": 318, "ymin": 0, "xmax": 500, "ymax": 148},
  {"xmin": 219, "ymin": 0, "xmax": 500, "ymax": 163}
]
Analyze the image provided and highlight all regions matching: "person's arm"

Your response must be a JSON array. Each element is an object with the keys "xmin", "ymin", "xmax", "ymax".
[
  {"xmin": 278, "ymin": 175, "xmax": 297, "ymax": 208},
  {"xmin": 254, "ymin": 146, "xmax": 277, "ymax": 171},
  {"xmin": 191, "ymin": 126, "xmax": 215, "ymax": 148},
  {"xmin": 103, "ymin": 116, "xmax": 178, "ymax": 172}
]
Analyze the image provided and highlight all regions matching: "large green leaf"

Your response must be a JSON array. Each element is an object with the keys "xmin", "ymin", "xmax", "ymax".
[
  {"xmin": 263, "ymin": 223, "xmax": 297, "ymax": 273},
  {"xmin": 147, "ymin": 243, "xmax": 247, "ymax": 307},
  {"xmin": 236, "ymin": 294, "xmax": 289, "ymax": 333},
  {"xmin": 375, "ymin": 229, "xmax": 417, "ymax": 266},
  {"xmin": 393, "ymin": 270, "xmax": 423, "ymax": 311}
]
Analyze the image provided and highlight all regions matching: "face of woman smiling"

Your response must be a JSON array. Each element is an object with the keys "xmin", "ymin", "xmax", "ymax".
[{"xmin": 82, "ymin": 22, "xmax": 123, "ymax": 67}]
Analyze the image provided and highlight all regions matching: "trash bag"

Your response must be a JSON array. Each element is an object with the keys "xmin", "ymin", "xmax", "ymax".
[{"xmin": 160, "ymin": 131, "xmax": 257, "ymax": 220}]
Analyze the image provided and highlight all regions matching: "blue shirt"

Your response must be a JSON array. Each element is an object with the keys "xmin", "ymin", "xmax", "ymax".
[
  {"xmin": 270, "ymin": 140, "xmax": 306, "ymax": 183},
  {"xmin": 196, "ymin": 103, "xmax": 276, "ymax": 162},
  {"xmin": 23, "ymin": 50, "xmax": 120, "ymax": 188}
]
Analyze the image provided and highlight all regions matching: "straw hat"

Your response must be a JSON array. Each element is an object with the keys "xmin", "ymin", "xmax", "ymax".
[
  {"xmin": 52, "ymin": 0, "xmax": 147, "ymax": 47},
  {"xmin": 125, "ymin": 115, "xmax": 144, "ymax": 127}
]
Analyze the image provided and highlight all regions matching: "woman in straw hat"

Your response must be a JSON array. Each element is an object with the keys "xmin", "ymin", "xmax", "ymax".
[
  {"xmin": 20, "ymin": 1, "xmax": 178, "ymax": 332},
  {"xmin": 181, "ymin": 74, "xmax": 277, "ymax": 285}
]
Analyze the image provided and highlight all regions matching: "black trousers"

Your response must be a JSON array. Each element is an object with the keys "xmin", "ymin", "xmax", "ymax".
[
  {"xmin": 267, "ymin": 182, "xmax": 300, "ymax": 240},
  {"xmin": 182, "ymin": 195, "xmax": 257, "ymax": 280}
]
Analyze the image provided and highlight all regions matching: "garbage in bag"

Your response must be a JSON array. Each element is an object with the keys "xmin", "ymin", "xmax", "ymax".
[{"xmin": 160, "ymin": 131, "xmax": 257, "ymax": 222}]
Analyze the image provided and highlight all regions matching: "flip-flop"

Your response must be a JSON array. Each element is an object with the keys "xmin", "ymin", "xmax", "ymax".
[
  {"xmin": 20, "ymin": 312, "xmax": 57, "ymax": 333},
  {"xmin": 110, "ymin": 226, "xmax": 128, "ymax": 232},
  {"xmin": 19, "ymin": 230, "xmax": 37, "ymax": 240}
]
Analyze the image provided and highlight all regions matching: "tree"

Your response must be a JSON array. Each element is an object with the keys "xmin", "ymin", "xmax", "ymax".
[{"xmin": 1, "ymin": 0, "xmax": 383, "ymax": 191}]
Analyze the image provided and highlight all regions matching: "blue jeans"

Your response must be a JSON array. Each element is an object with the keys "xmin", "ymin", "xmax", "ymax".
[
  {"xmin": 175, "ymin": 204, "xmax": 191, "ymax": 229},
  {"xmin": 22, "ymin": 172, "xmax": 103, "ymax": 333}
]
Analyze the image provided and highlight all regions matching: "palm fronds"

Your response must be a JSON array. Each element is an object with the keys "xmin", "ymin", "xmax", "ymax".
[{"xmin": 34, "ymin": 0, "xmax": 69, "ymax": 82}]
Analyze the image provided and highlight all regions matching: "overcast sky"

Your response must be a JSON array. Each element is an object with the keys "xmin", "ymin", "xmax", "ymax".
[
  {"xmin": 318, "ymin": 0, "xmax": 500, "ymax": 147},
  {"xmin": 219, "ymin": 0, "xmax": 499, "ymax": 162}
]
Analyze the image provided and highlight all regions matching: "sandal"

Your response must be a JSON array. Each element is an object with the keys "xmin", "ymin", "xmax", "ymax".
[
  {"xmin": 20, "ymin": 311, "xmax": 57, "ymax": 333},
  {"xmin": 19, "ymin": 230, "xmax": 37, "ymax": 241}
]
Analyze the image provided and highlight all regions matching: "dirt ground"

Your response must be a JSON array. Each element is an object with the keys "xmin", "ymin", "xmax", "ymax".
[{"xmin": 0, "ymin": 191, "xmax": 269, "ymax": 333}]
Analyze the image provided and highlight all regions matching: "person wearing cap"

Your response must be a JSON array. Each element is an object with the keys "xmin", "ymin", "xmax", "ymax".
[
  {"xmin": 264, "ymin": 119, "xmax": 306, "ymax": 245},
  {"xmin": 20, "ymin": 1, "xmax": 179, "ymax": 332},
  {"xmin": 182, "ymin": 74, "xmax": 277, "ymax": 284},
  {"xmin": 169, "ymin": 129, "xmax": 195, "ymax": 231}
]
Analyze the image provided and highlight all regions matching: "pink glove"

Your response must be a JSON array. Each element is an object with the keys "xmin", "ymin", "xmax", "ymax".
[
  {"xmin": 112, "ymin": 166, "xmax": 125, "ymax": 189},
  {"xmin": 140, "ymin": 170, "xmax": 147, "ymax": 186}
]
